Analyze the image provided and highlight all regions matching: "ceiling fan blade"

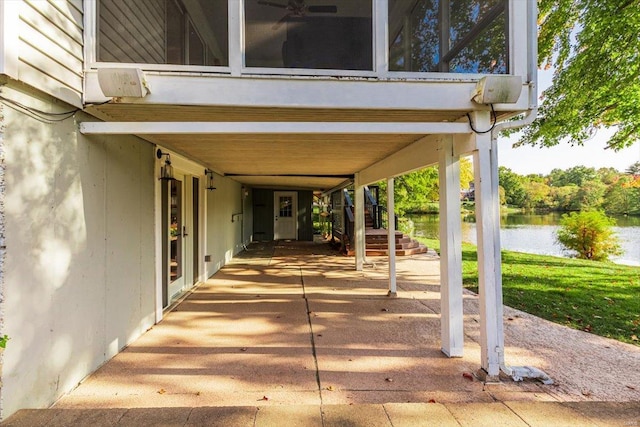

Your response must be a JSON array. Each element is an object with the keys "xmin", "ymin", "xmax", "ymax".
[
  {"xmin": 258, "ymin": 0, "xmax": 288, "ymax": 9},
  {"xmin": 307, "ymin": 5, "xmax": 337, "ymax": 13}
]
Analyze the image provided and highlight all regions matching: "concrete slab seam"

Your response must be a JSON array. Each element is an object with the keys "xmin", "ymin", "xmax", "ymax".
[{"xmin": 300, "ymin": 266, "xmax": 324, "ymax": 406}]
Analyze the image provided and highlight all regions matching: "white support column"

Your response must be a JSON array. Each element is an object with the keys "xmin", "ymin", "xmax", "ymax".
[
  {"xmin": 472, "ymin": 111, "xmax": 505, "ymax": 378},
  {"xmin": 387, "ymin": 177, "xmax": 397, "ymax": 296},
  {"xmin": 438, "ymin": 136, "xmax": 464, "ymax": 357},
  {"xmin": 354, "ymin": 173, "xmax": 366, "ymax": 271}
]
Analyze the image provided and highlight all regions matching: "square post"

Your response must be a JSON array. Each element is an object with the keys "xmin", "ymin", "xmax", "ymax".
[
  {"xmin": 472, "ymin": 111, "xmax": 505, "ymax": 378},
  {"xmin": 354, "ymin": 173, "xmax": 365, "ymax": 271},
  {"xmin": 387, "ymin": 177, "xmax": 397, "ymax": 296},
  {"xmin": 438, "ymin": 136, "xmax": 464, "ymax": 357}
]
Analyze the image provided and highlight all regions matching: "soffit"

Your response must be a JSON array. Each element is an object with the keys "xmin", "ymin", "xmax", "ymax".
[{"xmin": 84, "ymin": 103, "xmax": 481, "ymax": 190}]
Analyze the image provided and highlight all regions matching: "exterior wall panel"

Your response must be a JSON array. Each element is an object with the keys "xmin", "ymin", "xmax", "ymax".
[
  {"xmin": 18, "ymin": 0, "xmax": 84, "ymax": 107},
  {"xmin": 0, "ymin": 85, "xmax": 155, "ymax": 418},
  {"xmin": 297, "ymin": 190, "xmax": 313, "ymax": 241}
]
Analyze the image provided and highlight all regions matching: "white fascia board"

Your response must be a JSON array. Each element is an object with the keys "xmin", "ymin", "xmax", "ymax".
[
  {"xmin": 80, "ymin": 121, "xmax": 471, "ymax": 135},
  {"xmin": 84, "ymin": 72, "xmax": 530, "ymax": 112},
  {"xmin": 358, "ymin": 134, "xmax": 445, "ymax": 186},
  {"xmin": 0, "ymin": 0, "xmax": 19, "ymax": 78}
]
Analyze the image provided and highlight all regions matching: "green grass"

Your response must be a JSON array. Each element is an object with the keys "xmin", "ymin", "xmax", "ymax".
[{"xmin": 418, "ymin": 237, "xmax": 640, "ymax": 346}]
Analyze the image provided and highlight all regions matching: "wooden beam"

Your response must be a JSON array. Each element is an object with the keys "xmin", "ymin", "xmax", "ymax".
[
  {"xmin": 358, "ymin": 134, "xmax": 444, "ymax": 186},
  {"xmin": 79, "ymin": 121, "xmax": 471, "ymax": 135}
]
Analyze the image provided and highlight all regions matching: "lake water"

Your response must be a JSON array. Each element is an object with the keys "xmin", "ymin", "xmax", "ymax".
[{"xmin": 409, "ymin": 212, "xmax": 640, "ymax": 266}]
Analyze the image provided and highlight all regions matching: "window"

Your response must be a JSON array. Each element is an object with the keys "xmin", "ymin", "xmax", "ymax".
[
  {"xmin": 389, "ymin": 0, "xmax": 507, "ymax": 73},
  {"xmin": 244, "ymin": 0, "xmax": 373, "ymax": 70},
  {"xmin": 97, "ymin": 0, "xmax": 228, "ymax": 66}
]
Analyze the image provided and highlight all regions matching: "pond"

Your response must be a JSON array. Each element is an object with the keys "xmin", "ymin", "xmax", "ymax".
[{"xmin": 409, "ymin": 212, "xmax": 640, "ymax": 266}]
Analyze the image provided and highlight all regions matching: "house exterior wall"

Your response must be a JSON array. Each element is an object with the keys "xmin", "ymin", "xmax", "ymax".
[
  {"xmin": 15, "ymin": 0, "xmax": 84, "ymax": 107},
  {"xmin": 0, "ymin": 83, "xmax": 156, "ymax": 418},
  {"xmin": 252, "ymin": 189, "xmax": 313, "ymax": 242},
  {"xmin": 204, "ymin": 171, "xmax": 245, "ymax": 276}
]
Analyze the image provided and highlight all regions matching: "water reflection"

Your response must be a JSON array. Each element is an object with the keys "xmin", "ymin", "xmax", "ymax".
[{"xmin": 409, "ymin": 213, "xmax": 640, "ymax": 266}]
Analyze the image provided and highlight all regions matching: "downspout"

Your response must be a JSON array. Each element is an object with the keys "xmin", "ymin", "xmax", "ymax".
[{"xmin": 493, "ymin": 0, "xmax": 538, "ymax": 377}]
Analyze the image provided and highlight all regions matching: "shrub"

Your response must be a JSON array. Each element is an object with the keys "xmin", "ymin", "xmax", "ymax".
[{"xmin": 556, "ymin": 211, "xmax": 622, "ymax": 261}]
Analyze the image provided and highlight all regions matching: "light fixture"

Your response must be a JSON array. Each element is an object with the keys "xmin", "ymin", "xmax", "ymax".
[
  {"xmin": 157, "ymin": 149, "xmax": 174, "ymax": 180},
  {"xmin": 204, "ymin": 169, "xmax": 217, "ymax": 191},
  {"xmin": 471, "ymin": 76, "xmax": 522, "ymax": 104},
  {"xmin": 97, "ymin": 68, "xmax": 150, "ymax": 98}
]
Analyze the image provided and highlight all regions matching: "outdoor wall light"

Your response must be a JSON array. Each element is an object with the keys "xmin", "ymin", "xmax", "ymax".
[
  {"xmin": 205, "ymin": 169, "xmax": 217, "ymax": 191},
  {"xmin": 156, "ymin": 149, "xmax": 175, "ymax": 180}
]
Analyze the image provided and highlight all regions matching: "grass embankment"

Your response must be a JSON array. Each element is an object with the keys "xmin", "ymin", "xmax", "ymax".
[{"xmin": 417, "ymin": 237, "xmax": 640, "ymax": 346}]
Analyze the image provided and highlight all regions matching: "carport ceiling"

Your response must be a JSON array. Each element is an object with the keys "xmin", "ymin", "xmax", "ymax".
[{"xmin": 86, "ymin": 104, "xmax": 469, "ymax": 190}]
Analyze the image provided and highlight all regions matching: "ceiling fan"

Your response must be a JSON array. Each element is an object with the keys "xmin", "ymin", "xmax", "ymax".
[{"xmin": 258, "ymin": 0, "xmax": 338, "ymax": 29}]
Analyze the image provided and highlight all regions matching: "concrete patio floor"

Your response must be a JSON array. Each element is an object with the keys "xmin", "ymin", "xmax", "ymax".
[{"xmin": 4, "ymin": 240, "xmax": 640, "ymax": 426}]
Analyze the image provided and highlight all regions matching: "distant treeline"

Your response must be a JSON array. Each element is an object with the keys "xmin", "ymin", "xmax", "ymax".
[{"xmin": 376, "ymin": 161, "xmax": 640, "ymax": 216}]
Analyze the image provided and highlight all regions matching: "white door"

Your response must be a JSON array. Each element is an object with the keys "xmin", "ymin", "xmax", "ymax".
[{"xmin": 274, "ymin": 191, "xmax": 297, "ymax": 240}]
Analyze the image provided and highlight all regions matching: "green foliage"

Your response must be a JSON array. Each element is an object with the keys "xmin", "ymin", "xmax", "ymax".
[
  {"xmin": 0, "ymin": 335, "xmax": 9, "ymax": 349},
  {"xmin": 376, "ymin": 158, "xmax": 473, "ymax": 215},
  {"xmin": 556, "ymin": 211, "xmax": 622, "ymax": 261},
  {"xmin": 523, "ymin": 1, "xmax": 640, "ymax": 150},
  {"xmin": 498, "ymin": 167, "xmax": 526, "ymax": 206},
  {"xmin": 417, "ymin": 237, "xmax": 640, "ymax": 346},
  {"xmin": 548, "ymin": 166, "xmax": 599, "ymax": 188}
]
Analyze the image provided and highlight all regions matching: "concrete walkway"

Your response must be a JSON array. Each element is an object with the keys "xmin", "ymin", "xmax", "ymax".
[{"xmin": 4, "ymin": 241, "xmax": 640, "ymax": 426}]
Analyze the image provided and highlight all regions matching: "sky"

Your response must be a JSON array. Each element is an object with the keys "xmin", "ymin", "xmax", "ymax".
[{"xmin": 496, "ymin": 68, "xmax": 640, "ymax": 176}]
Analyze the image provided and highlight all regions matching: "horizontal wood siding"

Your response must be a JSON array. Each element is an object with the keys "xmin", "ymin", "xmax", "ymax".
[
  {"xmin": 98, "ymin": 0, "xmax": 165, "ymax": 64},
  {"xmin": 18, "ymin": 0, "xmax": 84, "ymax": 107}
]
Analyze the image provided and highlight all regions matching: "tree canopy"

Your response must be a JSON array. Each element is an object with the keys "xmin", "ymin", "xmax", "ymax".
[{"xmin": 519, "ymin": 1, "xmax": 640, "ymax": 150}]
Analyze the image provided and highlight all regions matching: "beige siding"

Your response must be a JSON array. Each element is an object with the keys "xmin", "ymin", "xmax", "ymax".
[
  {"xmin": 98, "ymin": 0, "xmax": 165, "ymax": 64},
  {"xmin": 18, "ymin": 0, "xmax": 84, "ymax": 107}
]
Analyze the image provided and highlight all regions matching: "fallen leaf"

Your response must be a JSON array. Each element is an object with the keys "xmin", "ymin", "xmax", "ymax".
[
  {"xmin": 240, "ymin": 347, "xmax": 248, "ymax": 352},
  {"xmin": 507, "ymin": 317, "xmax": 514, "ymax": 321},
  {"xmin": 626, "ymin": 385, "xmax": 636, "ymax": 390},
  {"xmin": 157, "ymin": 389, "xmax": 166, "ymax": 394},
  {"xmin": 385, "ymin": 378, "xmax": 393, "ymax": 382},
  {"xmin": 631, "ymin": 335, "xmax": 638, "ymax": 341},
  {"xmin": 581, "ymin": 390, "xmax": 592, "ymax": 397},
  {"xmin": 462, "ymin": 372, "xmax": 474, "ymax": 381},
  {"xmin": 326, "ymin": 385, "xmax": 335, "ymax": 391},
  {"xmin": 195, "ymin": 391, "xmax": 201, "ymax": 396},
  {"xmin": 381, "ymin": 308, "xmax": 389, "ymax": 312},
  {"xmin": 258, "ymin": 396, "xmax": 269, "ymax": 401},
  {"xmin": 428, "ymin": 399, "xmax": 436, "ymax": 403}
]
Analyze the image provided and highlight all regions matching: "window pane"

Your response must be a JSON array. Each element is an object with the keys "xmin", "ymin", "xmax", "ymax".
[
  {"xmin": 279, "ymin": 196, "xmax": 293, "ymax": 217},
  {"xmin": 244, "ymin": 0, "xmax": 373, "ymax": 70},
  {"xmin": 188, "ymin": 20, "xmax": 205, "ymax": 65},
  {"xmin": 388, "ymin": 0, "xmax": 507, "ymax": 73},
  {"xmin": 98, "ymin": 0, "xmax": 228, "ymax": 66}
]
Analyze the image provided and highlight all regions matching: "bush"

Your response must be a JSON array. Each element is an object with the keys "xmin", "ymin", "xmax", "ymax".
[{"xmin": 556, "ymin": 211, "xmax": 622, "ymax": 261}]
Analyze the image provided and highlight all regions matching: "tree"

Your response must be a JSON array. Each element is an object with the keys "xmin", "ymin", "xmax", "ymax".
[
  {"xmin": 626, "ymin": 161, "xmax": 640, "ymax": 175},
  {"xmin": 498, "ymin": 167, "xmax": 526, "ymax": 207},
  {"xmin": 519, "ymin": 2, "xmax": 640, "ymax": 151},
  {"xmin": 548, "ymin": 166, "xmax": 599, "ymax": 187},
  {"xmin": 556, "ymin": 211, "xmax": 622, "ymax": 261}
]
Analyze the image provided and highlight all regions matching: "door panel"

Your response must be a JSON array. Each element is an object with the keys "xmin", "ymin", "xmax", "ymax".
[
  {"xmin": 168, "ymin": 177, "xmax": 185, "ymax": 300},
  {"xmin": 274, "ymin": 191, "xmax": 297, "ymax": 240}
]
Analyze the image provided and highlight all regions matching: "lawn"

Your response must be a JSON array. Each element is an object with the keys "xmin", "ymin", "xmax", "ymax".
[{"xmin": 418, "ymin": 237, "xmax": 640, "ymax": 346}]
